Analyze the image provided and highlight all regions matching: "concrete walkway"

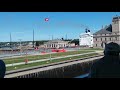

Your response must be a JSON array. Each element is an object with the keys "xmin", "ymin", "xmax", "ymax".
[
  {"xmin": 5, "ymin": 55, "xmax": 103, "ymax": 78},
  {"xmin": 6, "ymin": 51, "xmax": 103, "ymax": 67}
]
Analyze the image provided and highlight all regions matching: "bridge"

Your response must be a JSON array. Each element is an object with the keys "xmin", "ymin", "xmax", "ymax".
[{"xmin": 5, "ymin": 55, "xmax": 103, "ymax": 78}]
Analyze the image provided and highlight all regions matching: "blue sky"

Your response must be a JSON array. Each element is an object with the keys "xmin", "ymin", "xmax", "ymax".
[{"xmin": 0, "ymin": 12, "xmax": 119, "ymax": 42}]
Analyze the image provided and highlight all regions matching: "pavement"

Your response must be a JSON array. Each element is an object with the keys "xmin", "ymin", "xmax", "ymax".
[
  {"xmin": 5, "ymin": 55, "xmax": 103, "ymax": 78},
  {"xmin": 6, "ymin": 50, "xmax": 103, "ymax": 67}
]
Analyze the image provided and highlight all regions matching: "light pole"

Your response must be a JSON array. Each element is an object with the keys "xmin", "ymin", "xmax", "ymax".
[
  {"xmin": 10, "ymin": 33, "xmax": 12, "ymax": 48},
  {"xmin": 33, "ymin": 29, "xmax": 34, "ymax": 48},
  {"xmin": 18, "ymin": 39, "xmax": 22, "ymax": 55},
  {"xmin": 10, "ymin": 48, "xmax": 14, "ymax": 67},
  {"xmin": 45, "ymin": 18, "xmax": 52, "ymax": 61},
  {"xmin": 49, "ymin": 35, "xmax": 52, "ymax": 61}
]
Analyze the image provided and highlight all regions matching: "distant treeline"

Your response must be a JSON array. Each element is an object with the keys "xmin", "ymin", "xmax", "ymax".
[
  {"xmin": 0, "ymin": 39, "xmax": 79, "ymax": 47},
  {"xmin": 69, "ymin": 39, "xmax": 79, "ymax": 45},
  {"xmin": 35, "ymin": 39, "xmax": 79, "ymax": 46},
  {"xmin": 35, "ymin": 40, "xmax": 48, "ymax": 46}
]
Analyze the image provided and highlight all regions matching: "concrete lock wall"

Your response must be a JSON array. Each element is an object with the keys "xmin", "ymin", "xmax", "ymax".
[{"xmin": 14, "ymin": 59, "xmax": 99, "ymax": 78}]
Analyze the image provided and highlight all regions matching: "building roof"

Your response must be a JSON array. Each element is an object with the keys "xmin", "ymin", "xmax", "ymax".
[
  {"xmin": 113, "ymin": 16, "xmax": 120, "ymax": 20},
  {"xmin": 80, "ymin": 32, "xmax": 93, "ymax": 36},
  {"xmin": 44, "ymin": 40, "xmax": 68, "ymax": 44},
  {"xmin": 94, "ymin": 24, "xmax": 112, "ymax": 35}
]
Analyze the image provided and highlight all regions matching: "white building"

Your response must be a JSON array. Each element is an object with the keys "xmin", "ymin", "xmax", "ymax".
[
  {"xmin": 79, "ymin": 31, "xmax": 93, "ymax": 47},
  {"xmin": 44, "ymin": 40, "xmax": 68, "ymax": 49},
  {"xmin": 68, "ymin": 43, "xmax": 75, "ymax": 47},
  {"xmin": 44, "ymin": 40, "xmax": 75, "ymax": 49}
]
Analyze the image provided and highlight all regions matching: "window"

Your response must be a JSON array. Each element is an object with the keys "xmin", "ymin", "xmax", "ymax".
[
  {"xmin": 54, "ymin": 44, "xmax": 55, "ymax": 47},
  {"xmin": 110, "ymin": 38, "xmax": 111, "ymax": 41},
  {"xmin": 116, "ymin": 37, "xmax": 117, "ymax": 40},
  {"xmin": 96, "ymin": 38, "xmax": 97, "ymax": 41},
  {"xmin": 96, "ymin": 44, "xmax": 97, "ymax": 47},
  {"xmin": 101, "ymin": 38, "xmax": 102, "ymax": 41},
  {"xmin": 105, "ymin": 38, "xmax": 106, "ymax": 41},
  {"xmin": 114, "ymin": 21, "xmax": 118, "ymax": 24},
  {"xmin": 101, "ymin": 43, "xmax": 103, "ymax": 47}
]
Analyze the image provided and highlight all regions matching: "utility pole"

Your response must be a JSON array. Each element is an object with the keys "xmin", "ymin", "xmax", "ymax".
[
  {"xmin": 49, "ymin": 35, "xmax": 51, "ymax": 61},
  {"xmin": 66, "ymin": 34, "xmax": 67, "ymax": 40},
  {"xmin": 10, "ymin": 33, "xmax": 12, "ymax": 48},
  {"xmin": 33, "ymin": 29, "xmax": 34, "ymax": 48},
  {"xmin": 52, "ymin": 35, "xmax": 53, "ymax": 40},
  {"xmin": 18, "ymin": 39, "xmax": 22, "ymax": 55}
]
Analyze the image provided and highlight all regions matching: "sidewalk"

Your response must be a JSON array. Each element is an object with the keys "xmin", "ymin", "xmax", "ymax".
[{"xmin": 6, "ymin": 51, "xmax": 103, "ymax": 67}]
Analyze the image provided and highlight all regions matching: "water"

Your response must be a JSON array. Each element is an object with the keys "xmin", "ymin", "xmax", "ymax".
[{"xmin": 74, "ymin": 73, "xmax": 89, "ymax": 78}]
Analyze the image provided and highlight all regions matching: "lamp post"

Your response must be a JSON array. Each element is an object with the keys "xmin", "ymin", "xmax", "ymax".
[
  {"xmin": 45, "ymin": 18, "xmax": 52, "ymax": 61},
  {"xmin": 10, "ymin": 33, "xmax": 12, "ymax": 48},
  {"xmin": 33, "ymin": 29, "xmax": 34, "ymax": 48},
  {"xmin": 49, "ymin": 35, "xmax": 52, "ymax": 61},
  {"xmin": 18, "ymin": 39, "xmax": 22, "ymax": 55}
]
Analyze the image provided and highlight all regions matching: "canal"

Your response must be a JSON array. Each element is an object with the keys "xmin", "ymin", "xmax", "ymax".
[{"xmin": 75, "ymin": 73, "xmax": 89, "ymax": 78}]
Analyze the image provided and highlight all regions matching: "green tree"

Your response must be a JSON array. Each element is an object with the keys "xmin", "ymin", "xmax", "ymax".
[
  {"xmin": 35, "ymin": 41, "xmax": 39, "ymax": 46},
  {"xmin": 70, "ymin": 39, "xmax": 79, "ymax": 45}
]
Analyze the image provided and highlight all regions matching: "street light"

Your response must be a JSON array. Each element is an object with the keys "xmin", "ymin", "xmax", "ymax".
[
  {"xmin": 10, "ymin": 33, "xmax": 12, "ymax": 48},
  {"xmin": 18, "ymin": 39, "xmax": 22, "ymax": 55},
  {"xmin": 10, "ymin": 48, "xmax": 14, "ymax": 67},
  {"xmin": 49, "ymin": 35, "xmax": 52, "ymax": 61},
  {"xmin": 45, "ymin": 18, "xmax": 52, "ymax": 61}
]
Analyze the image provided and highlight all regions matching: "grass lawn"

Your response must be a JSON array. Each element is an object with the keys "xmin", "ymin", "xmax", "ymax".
[
  {"xmin": 4, "ymin": 50, "xmax": 95, "ymax": 64},
  {"xmin": 6, "ymin": 53, "xmax": 98, "ymax": 71},
  {"xmin": 80, "ymin": 48, "xmax": 104, "ymax": 50}
]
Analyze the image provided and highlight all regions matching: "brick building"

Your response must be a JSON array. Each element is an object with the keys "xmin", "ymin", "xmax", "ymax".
[
  {"xmin": 93, "ymin": 16, "xmax": 120, "ymax": 48},
  {"xmin": 44, "ymin": 40, "xmax": 75, "ymax": 49}
]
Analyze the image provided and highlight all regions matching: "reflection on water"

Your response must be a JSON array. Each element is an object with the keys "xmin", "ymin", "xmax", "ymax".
[{"xmin": 74, "ymin": 73, "xmax": 89, "ymax": 78}]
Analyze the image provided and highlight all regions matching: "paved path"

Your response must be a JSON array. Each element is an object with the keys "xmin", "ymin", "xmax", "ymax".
[
  {"xmin": 5, "ymin": 55, "xmax": 103, "ymax": 78},
  {"xmin": 6, "ymin": 51, "xmax": 103, "ymax": 67}
]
